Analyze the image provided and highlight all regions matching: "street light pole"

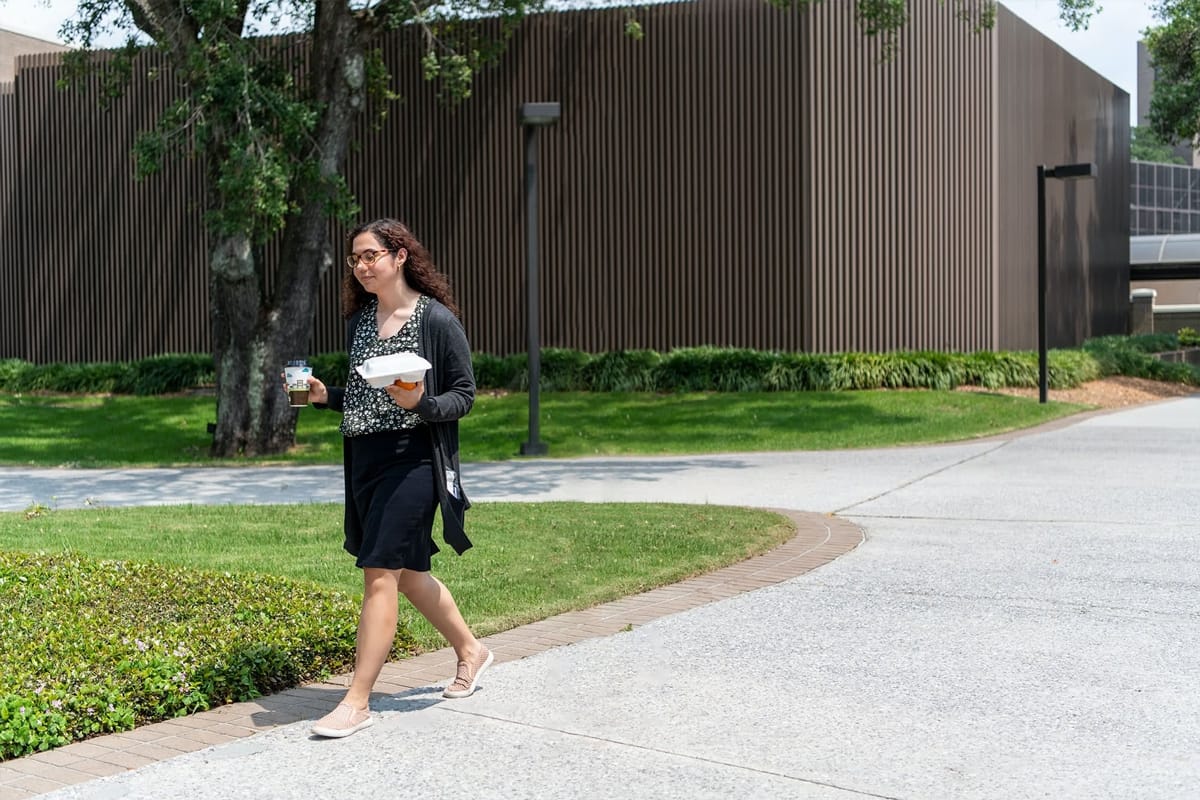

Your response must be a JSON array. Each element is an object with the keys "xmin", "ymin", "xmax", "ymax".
[
  {"xmin": 1036, "ymin": 162, "xmax": 1096, "ymax": 404},
  {"xmin": 519, "ymin": 102, "xmax": 560, "ymax": 456},
  {"xmin": 1037, "ymin": 165, "xmax": 1048, "ymax": 404}
]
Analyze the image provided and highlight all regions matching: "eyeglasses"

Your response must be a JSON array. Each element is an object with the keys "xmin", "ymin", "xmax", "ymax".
[{"xmin": 346, "ymin": 249, "xmax": 393, "ymax": 269}]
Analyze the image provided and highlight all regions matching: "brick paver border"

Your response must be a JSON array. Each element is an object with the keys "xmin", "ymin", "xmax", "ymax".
[{"xmin": 0, "ymin": 509, "xmax": 862, "ymax": 800}]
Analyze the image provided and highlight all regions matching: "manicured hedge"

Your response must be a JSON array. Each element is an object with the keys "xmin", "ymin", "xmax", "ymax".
[
  {"xmin": 466, "ymin": 339, "xmax": 1194, "ymax": 392},
  {"xmin": 0, "ymin": 354, "xmax": 214, "ymax": 396},
  {"xmin": 1, "ymin": 335, "xmax": 1197, "ymax": 397}
]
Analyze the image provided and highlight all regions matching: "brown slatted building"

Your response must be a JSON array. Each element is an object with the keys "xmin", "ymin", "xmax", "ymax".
[{"xmin": 0, "ymin": 0, "xmax": 1129, "ymax": 363}]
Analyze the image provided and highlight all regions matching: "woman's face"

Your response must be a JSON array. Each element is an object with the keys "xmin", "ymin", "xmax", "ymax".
[{"xmin": 349, "ymin": 232, "xmax": 406, "ymax": 293}]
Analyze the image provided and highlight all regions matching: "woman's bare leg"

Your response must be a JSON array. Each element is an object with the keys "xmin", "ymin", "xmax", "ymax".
[
  {"xmin": 396, "ymin": 569, "xmax": 481, "ymax": 662},
  {"xmin": 337, "ymin": 568, "xmax": 486, "ymax": 713},
  {"xmin": 340, "ymin": 567, "xmax": 402, "ymax": 709}
]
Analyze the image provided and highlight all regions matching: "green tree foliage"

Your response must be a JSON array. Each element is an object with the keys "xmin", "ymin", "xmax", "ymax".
[
  {"xmin": 1131, "ymin": 125, "xmax": 1187, "ymax": 163},
  {"xmin": 1055, "ymin": 0, "xmax": 1101, "ymax": 30},
  {"xmin": 1144, "ymin": 0, "xmax": 1200, "ymax": 147},
  {"xmin": 764, "ymin": 1, "xmax": 995, "ymax": 57},
  {"xmin": 59, "ymin": 0, "xmax": 533, "ymax": 254}
]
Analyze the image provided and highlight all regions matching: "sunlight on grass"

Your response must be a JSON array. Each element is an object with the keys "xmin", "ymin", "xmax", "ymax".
[
  {"xmin": 0, "ymin": 502, "xmax": 793, "ymax": 651},
  {"xmin": 0, "ymin": 390, "xmax": 1089, "ymax": 467}
]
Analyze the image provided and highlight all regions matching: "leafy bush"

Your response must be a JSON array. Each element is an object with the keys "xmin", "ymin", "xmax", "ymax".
[
  {"xmin": 59, "ymin": 363, "xmax": 135, "ymax": 393},
  {"xmin": 959, "ymin": 351, "xmax": 1037, "ymax": 388},
  {"xmin": 827, "ymin": 352, "xmax": 895, "ymax": 390},
  {"xmin": 0, "ymin": 355, "xmax": 214, "ymax": 395},
  {"xmin": 0, "ymin": 550, "xmax": 409, "ymax": 761},
  {"xmin": 883, "ymin": 351, "xmax": 964, "ymax": 390},
  {"xmin": 761, "ymin": 352, "xmax": 836, "ymax": 391},
  {"xmin": 471, "ymin": 352, "xmax": 523, "ymax": 390},
  {"xmin": 4, "ymin": 336, "xmax": 1197, "ymax": 399},
  {"xmin": 309, "ymin": 352, "xmax": 349, "ymax": 387},
  {"xmin": 1177, "ymin": 327, "xmax": 1200, "ymax": 347},
  {"xmin": 16, "ymin": 363, "xmax": 65, "ymax": 392},
  {"xmin": 1118, "ymin": 333, "xmax": 1180, "ymax": 353},
  {"xmin": 121, "ymin": 354, "xmax": 215, "ymax": 395},
  {"xmin": 1084, "ymin": 335, "xmax": 1200, "ymax": 385},
  {"xmin": 538, "ymin": 348, "xmax": 593, "ymax": 391},
  {"xmin": 1049, "ymin": 349, "xmax": 1103, "ymax": 387},
  {"xmin": 497, "ymin": 352, "xmax": 529, "ymax": 390},
  {"xmin": 656, "ymin": 347, "xmax": 779, "ymax": 392},
  {"xmin": 582, "ymin": 350, "xmax": 662, "ymax": 392},
  {"xmin": 0, "ymin": 359, "xmax": 31, "ymax": 387}
]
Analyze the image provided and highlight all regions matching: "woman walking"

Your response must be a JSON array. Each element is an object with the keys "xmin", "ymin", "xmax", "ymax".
[{"xmin": 299, "ymin": 218, "xmax": 491, "ymax": 738}]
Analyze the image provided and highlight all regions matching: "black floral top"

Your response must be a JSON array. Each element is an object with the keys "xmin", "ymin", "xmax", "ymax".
[{"xmin": 340, "ymin": 295, "xmax": 429, "ymax": 437}]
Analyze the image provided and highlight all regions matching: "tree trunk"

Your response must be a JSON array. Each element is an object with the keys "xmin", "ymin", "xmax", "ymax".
[
  {"xmin": 208, "ymin": 5, "xmax": 365, "ymax": 458},
  {"xmin": 209, "ymin": 228, "xmax": 324, "ymax": 457},
  {"xmin": 209, "ymin": 233, "xmax": 299, "ymax": 457}
]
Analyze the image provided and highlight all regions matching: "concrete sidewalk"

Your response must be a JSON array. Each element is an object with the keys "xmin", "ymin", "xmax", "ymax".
[{"xmin": 2, "ymin": 397, "xmax": 1198, "ymax": 799}]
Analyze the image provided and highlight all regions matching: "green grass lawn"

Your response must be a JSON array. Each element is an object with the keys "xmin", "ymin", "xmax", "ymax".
[
  {"xmin": 0, "ymin": 389, "xmax": 1089, "ymax": 467},
  {"xmin": 0, "ymin": 502, "xmax": 792, "ymax": 651}
]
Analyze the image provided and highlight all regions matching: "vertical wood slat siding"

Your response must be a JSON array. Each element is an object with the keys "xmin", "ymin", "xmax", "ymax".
[
  {"xmin": 995, "ymin": 7, "xmax": 1130, "ymax": 350},
  {"xmin": 343, "ymin": 0, "xmax": 811, "ymax": 356},
  {"xmin": 4, "ymin": 50, "xmax": 209, "ymax": 364},
  {"xmin": 802, "ymin": 1, "xmax": 994, "ymax": 353},
  {"xmin": 0, "ymin": 0, "xmax": 1125, "ymax": 364},
  {"xmin": 0, "ymin": 81, "xmax": 18, "ymax": 361}
]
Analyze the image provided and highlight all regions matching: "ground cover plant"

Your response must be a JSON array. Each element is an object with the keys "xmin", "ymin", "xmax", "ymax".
[
  {"xmin": 0, "ymin": 502, "xmax": 790, "ymax": 760},
  {"xmin": 0, "ymin": 550, "xmax": 372, "ymax": 760}
]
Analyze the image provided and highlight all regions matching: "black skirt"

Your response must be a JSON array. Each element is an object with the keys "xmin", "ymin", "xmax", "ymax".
[{"xmin": 343, "ymin": 426, "xmax": 439, "ymax": 571}]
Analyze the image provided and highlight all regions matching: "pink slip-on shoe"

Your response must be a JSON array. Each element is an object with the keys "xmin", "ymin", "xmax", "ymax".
[
  {"xmin": 311, "ymin": 702, "xmax": 374, "ymax": 738},
  {"xmin": 443, "ymin": 644, "xmax": 494, "ymax": 698}
]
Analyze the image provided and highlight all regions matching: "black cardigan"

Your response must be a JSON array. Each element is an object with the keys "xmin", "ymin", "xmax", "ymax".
[{"xmin": 318, "ymin": 298, "xmax": 475, "ymax": 554}]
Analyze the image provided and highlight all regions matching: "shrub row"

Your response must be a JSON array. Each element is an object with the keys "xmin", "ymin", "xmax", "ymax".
[
  {"xmin": 0, "ymin": 551, "xmax": 414, "ymax": 761},
  {"xmin": 2, "ymin": 336, "xmax": 1197, "ymax": 396},
  {"xmin": 1083, "ymin": 335, "xmax": 1200, "ymax": 385},
  {"xmin": 440, "ymin": 338, "xmax": 1191, "ymax": 392},
  {"xmin": 0, "ymin": 354, "xmax": 214, "ymax": 396},
  {"xmin": 469, "ymin": 347, "xmax": 1105, "ymax": 392}
]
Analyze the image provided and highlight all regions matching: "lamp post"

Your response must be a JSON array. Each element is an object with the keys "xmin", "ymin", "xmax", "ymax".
[
  {"xmin": 1036, "ymin": 162, "xmax": 1096, "ymax": 403},
  {"xmin": 519, "ymin": 102, "xmax": 560, "ymax": 456}
]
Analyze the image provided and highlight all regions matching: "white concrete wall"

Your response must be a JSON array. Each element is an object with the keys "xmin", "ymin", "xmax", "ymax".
[{"xmin": 0, "ymin": 28, "xmax": 68, "ymax": 84}]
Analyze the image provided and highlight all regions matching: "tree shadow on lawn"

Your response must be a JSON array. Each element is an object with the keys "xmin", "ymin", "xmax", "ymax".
[{"xmin": 0, "ymin": 395, "xmax": 213, "ymax": 466}]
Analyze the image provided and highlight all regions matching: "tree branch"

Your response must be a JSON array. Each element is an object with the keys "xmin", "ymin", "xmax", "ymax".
[
  {"xmin": 124, "ymin": 0, "xmax": 200, "ymax": 63},
  {"xmin": 355, "ymin": 0, "xmax": 431, "ymax": 38}
]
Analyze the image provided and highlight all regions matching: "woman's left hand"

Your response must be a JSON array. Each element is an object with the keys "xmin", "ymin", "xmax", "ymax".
[{"xmin": 385, "ymin": 379, "xmax": 425, "ymax": 410}]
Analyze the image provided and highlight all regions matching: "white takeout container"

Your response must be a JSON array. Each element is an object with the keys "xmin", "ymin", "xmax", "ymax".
[{"xmin": 356, "ymin": 352, "xmax": 432, "ymax": 388}]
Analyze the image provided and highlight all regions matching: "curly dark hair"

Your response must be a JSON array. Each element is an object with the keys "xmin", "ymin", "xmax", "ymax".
[{"xmin": 341, "ymin": 218, "xmax": 461, "ymax": 319}]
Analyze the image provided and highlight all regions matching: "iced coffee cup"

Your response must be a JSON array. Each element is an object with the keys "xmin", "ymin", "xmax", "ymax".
[{"xmin": 285, "ymin": 360, "xmax": 312, "ymax": 407}]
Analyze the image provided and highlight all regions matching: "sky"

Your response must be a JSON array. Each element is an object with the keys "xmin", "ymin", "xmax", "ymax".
[{"xmin": 0, "ymin": 0, "xmax": 1162, "ymax": 123}]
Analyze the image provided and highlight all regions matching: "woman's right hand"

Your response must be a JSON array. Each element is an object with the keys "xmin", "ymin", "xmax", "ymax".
[
  {"xmin": 306, "ymin": 376, "xmax": 329, "ymax": 405},
  {"xmin": 279, "ymin": 372, "xmax": 329, "ymax": 405}
]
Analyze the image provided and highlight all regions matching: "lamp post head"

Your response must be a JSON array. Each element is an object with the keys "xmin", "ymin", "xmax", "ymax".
[
  {"xmin": 1045, "ymin": 162, "xmax": 1096, "ymax": 180},
  {"xmin": 520, "ymin": 102, "xmax": 561, "ymax": 126}
]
